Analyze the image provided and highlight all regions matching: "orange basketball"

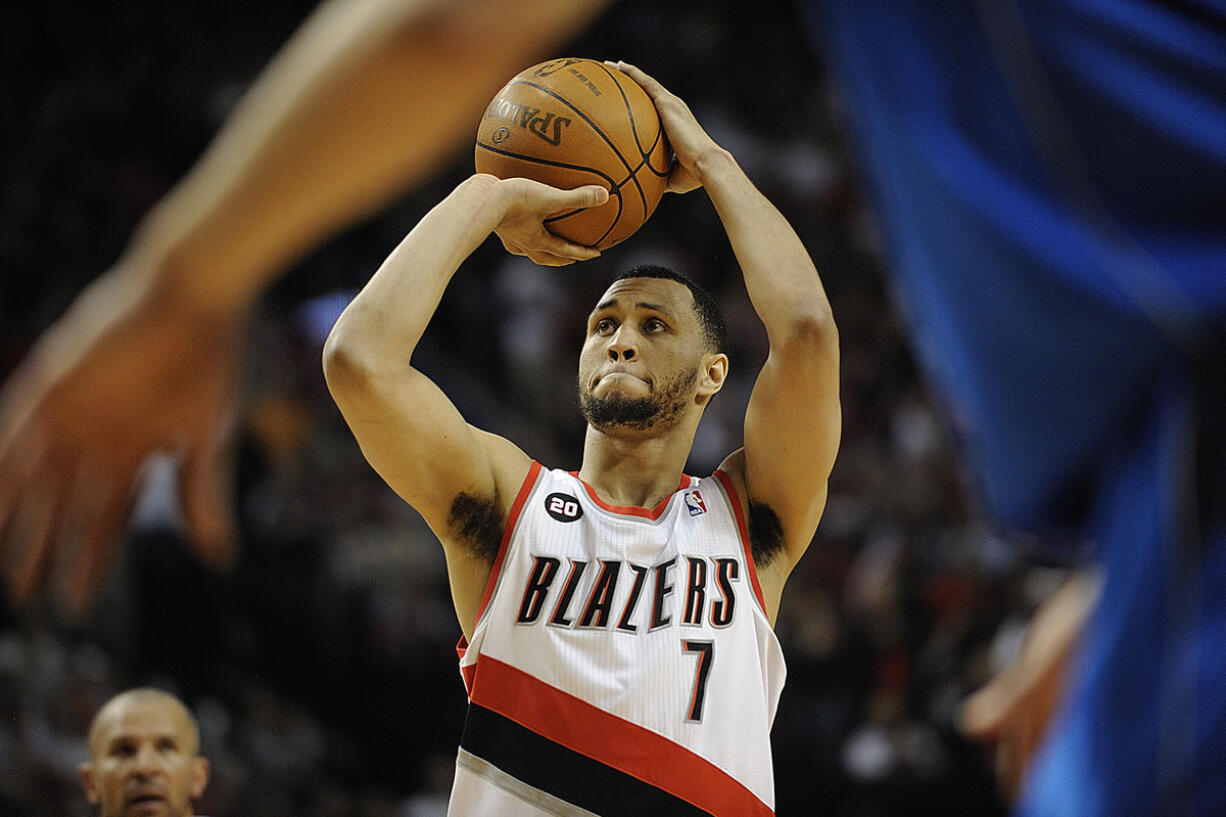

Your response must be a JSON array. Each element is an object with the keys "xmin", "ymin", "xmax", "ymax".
[{"xmin": 475, "ymin": 58, "xmax": 673, "ymax": 250}]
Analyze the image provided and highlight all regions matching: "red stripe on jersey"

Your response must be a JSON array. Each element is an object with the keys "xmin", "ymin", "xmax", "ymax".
[
  {"xmin": 474, "ymin": 460, "xmax": 542, "ymax": 623},
  {"xmin": 571, "ymin": 472, "xmax": 692, "ymax": 520},
  {"xmin": 470, "ymin": 655, "xmax": 773, "ymax": 817},
  {"xmin": 712, "ymin": 469, "xmax": 768, "ymax": 614}
]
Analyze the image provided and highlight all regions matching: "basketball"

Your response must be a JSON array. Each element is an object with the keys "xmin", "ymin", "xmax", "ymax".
[{"xmin": 475, "ymin": 58, "xmax": 673, "ymax": 250}]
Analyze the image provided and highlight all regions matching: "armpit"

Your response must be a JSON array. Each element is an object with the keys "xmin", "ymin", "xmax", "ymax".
[
  {"xmin": 448, "ymin": 492, "xmax": 504, "ymax": 564},
  {"xmin": 748, "ymin": 500, "xmax": 784, "ymax": 567}
]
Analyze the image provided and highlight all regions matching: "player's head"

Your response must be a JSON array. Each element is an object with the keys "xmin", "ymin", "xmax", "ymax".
[
  {"xmin": 80, "ymin": 688, "xmax": 210, "ymax": 817},
  {"xmin": 578, "ymin": 265, "xmax": 728, "ymax": 434},
  {"xmin": 613, "ymin": 264, "xmax": 728, "ymax": 355}
]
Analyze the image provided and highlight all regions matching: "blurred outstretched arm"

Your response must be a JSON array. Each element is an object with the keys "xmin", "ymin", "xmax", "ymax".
[{"xmin": 0, "ymin": 0, "xmax": 612, "ymax": 616}]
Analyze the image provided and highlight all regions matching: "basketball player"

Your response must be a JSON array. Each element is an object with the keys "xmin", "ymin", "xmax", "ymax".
[
  {"xmin": 323, "ymin": 63, "xmax": 839, "ymax": 815},
  {"xmin": 80, "ymin": 688, "xmax": 211, "ymax": 817}
]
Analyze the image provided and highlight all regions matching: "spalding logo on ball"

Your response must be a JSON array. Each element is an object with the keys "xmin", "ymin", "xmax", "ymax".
[{"xmin": 475, "ymin": 58, "xmax": 673, "ymax": 250}]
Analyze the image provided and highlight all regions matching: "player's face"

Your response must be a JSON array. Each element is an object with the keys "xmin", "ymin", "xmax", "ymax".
[
  {"xmin": 81, "ymin": 699, "xmax": 208, "ymax": 817},
  {"xmin": 578, "ymin": 277, "xmax": 707, "ymax": 432}
]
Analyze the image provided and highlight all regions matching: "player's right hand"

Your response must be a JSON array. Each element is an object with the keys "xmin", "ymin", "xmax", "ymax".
[
  {"xmin": 0, "ymin": 263, "xmax": 243, "ymax": 618},
  {"xmin": 484, "ymin": 175, "xmax": 608, "ymax": 266}
]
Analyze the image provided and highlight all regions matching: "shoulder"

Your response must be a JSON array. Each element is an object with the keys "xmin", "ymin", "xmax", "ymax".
[
  {"xmin": 713, "ymin": 449, "xmax": 750, "ymax": 525},
  {"xmin": 472, "ymin": 427, "xmax": 536, "ymax": 504},
  {"xmin": 442, "ymin": 430, "xmax": 535, "ymax": 562}
]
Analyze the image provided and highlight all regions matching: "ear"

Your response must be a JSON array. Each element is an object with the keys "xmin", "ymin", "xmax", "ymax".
[
  {"xmin": 696, "ymin": 352, "xmax": 729, "ymax": 401},
  {"xmin": 80, "ymin": 762, "xmax": 100, "ymax": 804},
  {"xmin": 190, "ymin": 757, "xmax": 211, "ymax": 799}
]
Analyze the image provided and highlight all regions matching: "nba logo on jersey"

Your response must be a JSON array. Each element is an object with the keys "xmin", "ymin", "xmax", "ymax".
[{"xmin": 684, "ymin": 489, "xmax": 707, "ymax": 516}]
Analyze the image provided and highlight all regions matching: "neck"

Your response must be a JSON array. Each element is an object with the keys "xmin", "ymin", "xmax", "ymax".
[{"xmin": 577, "ymin": 421, "xmax": 698, "ymax": 508}]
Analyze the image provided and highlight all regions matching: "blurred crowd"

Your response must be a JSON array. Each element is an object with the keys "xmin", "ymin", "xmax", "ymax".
[{"xmin": 1, "ymin": 0, "xmax": 1062, "ymax": 814}]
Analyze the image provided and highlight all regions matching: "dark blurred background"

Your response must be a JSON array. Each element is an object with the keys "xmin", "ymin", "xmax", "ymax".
[{"xmin": 0, "ymin": 0, "xmax": 1048, "ymax": 814}]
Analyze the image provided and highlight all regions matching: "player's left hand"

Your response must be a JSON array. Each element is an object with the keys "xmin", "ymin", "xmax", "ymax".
[{"xmin": 610, "ymin": 62, "xmax": 727, "ymax": 195}]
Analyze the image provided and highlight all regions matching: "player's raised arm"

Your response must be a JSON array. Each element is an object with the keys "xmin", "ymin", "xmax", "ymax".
[
  {"xmin": 323, "ymin": 175, "xmax": 605, "ymax": 632},
  {"xmin": 619, "ymin": 63, "xmax": 841, "ymax": 570}
]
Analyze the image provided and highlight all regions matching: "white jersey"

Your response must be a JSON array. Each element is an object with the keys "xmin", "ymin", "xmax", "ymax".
[{"xmin": 449, "ymin": 462, "xmax": 786, "ymax": 816}]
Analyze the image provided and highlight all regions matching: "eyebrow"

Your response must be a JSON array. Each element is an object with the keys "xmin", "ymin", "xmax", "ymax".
[{"xmin": 593, "ymin": 298, "xmax": 673, "ymax": 315}]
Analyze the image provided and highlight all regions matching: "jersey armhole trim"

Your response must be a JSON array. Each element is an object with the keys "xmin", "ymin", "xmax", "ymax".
[
  {"xmin": 474, "ymin": 460, "xmax": 543, "ymax": 625},
  {"xmin": 712, "ymin": 469, "xmax": 768, "ymax": 615}
]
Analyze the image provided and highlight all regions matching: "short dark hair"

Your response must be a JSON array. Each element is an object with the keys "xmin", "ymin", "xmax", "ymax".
[{"xmin": 613, "ymin": 264, "xmax": 728, "ymax": 355}]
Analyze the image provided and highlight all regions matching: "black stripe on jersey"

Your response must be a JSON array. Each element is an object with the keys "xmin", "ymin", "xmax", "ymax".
[{"xmin": 460, "ymin": 703, "xmax": 715, "ymax": 817}]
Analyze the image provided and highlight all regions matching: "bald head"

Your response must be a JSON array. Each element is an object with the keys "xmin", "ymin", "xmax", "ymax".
[
  {"xmin": 81, "ymin": 688, "xmax": 209, "ymax": 817},
  {"xmin": 88, "ymin": 688, "xmax": 200, "ymax": 757}
]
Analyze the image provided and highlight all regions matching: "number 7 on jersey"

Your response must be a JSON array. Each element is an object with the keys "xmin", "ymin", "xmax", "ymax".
[{"xmin": 683, "ymin": 640, "xmax": 714, "ymax": 722}]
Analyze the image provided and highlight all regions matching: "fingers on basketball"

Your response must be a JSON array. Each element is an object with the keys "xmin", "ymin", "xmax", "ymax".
[{"xmin": 475, "ymin": 58, "xmax": 673, "ymax": 250}]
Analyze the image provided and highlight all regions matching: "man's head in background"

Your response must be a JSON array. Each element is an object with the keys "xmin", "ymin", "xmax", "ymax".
[{"xmin": 79, "ymin": 688, "xmax": 209, "ymax": 817}]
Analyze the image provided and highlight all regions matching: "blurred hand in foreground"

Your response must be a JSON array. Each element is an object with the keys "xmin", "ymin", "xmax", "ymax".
[
  {"xmin": 961, "ymin": 570, "xmax": 1102, "ymax": 802},
  {"xmin": 0, "ymin": 264, "xmax": 242, "ymax": 618}
]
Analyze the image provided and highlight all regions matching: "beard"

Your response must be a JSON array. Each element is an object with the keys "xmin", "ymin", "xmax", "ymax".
[{"xmin": 578, "ymin": 368, "xmax": 697, "ymax": 432}]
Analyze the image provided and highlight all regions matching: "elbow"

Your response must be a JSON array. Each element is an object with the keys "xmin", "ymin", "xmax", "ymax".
[
  {"xmin": 784, "ymin": 308, "xmax": 839, "ymax": 356},
  {"xmin": 322, "ymin": 316, "xmax": 376, "ymax": 401}
]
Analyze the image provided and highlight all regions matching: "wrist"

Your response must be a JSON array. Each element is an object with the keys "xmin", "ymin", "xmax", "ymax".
[
  {"xmin": 110, "ymin": 251, "xmax": 250, "ymax": 326},
  {"xmin": 693, "ymin": 147, "xmax": 738, "ymax": 186},
  {"xmin": 452, "ymin": 173, "xmax": 513, "ymax": 231}
]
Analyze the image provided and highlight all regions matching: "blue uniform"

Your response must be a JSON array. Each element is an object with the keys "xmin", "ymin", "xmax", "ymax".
[{"xmin": 804, "ymin": 1, "xmax": 1226, "ymax": 813}]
